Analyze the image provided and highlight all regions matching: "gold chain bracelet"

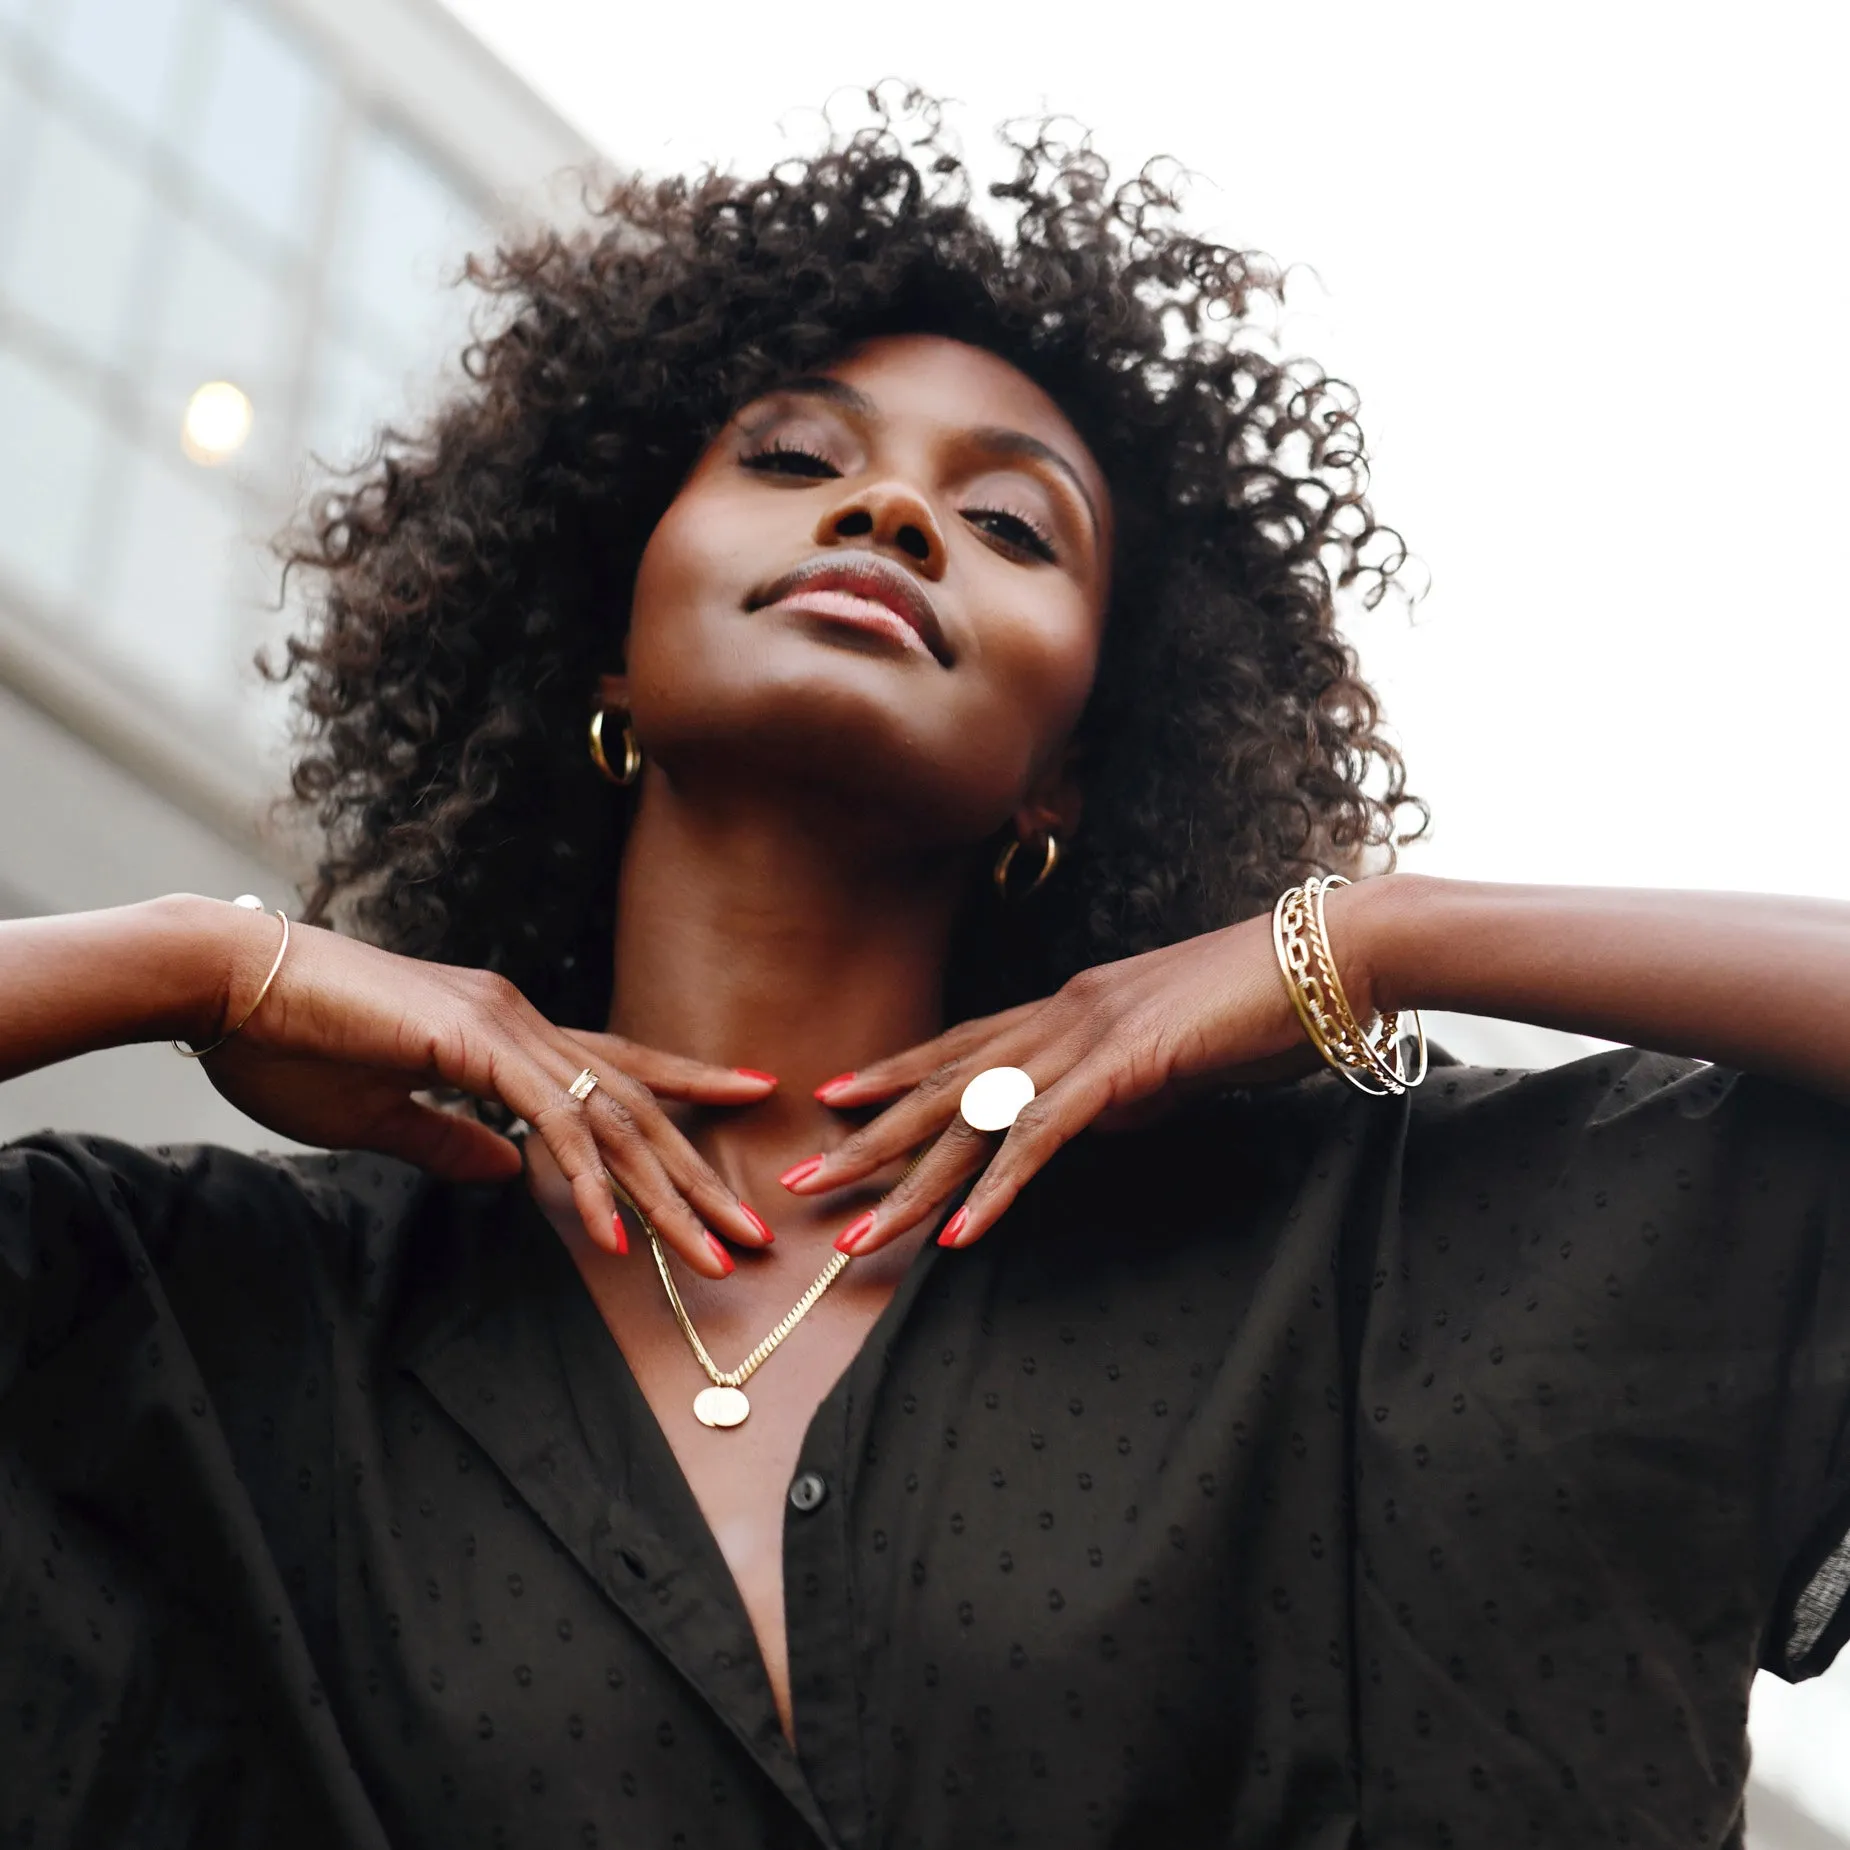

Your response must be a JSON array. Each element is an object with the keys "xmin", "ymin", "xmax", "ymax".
[{"xmin": 1271, "ymin": 874, "xmax": 1426, "ymax": 1096}]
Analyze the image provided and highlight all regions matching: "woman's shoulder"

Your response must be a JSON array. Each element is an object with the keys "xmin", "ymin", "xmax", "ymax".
[
  {"xmin": 0, "ymin": 1132, "xmax": 496, "ymax": 1384},
  {"xmin": 1403, "ymin": 1043, "xmax": 1850, "ymax": 1174},
  {"xmin": 2, "ymin": 1128, "xmax": 432, "ymax": 1254},
  {"xmin": 1081, "ymin": 1045, "xmax": 1850, "ymax": 1216}
]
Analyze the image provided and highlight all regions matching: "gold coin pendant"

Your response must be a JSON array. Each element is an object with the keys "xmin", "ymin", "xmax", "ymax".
[{"xmin": 693, "ymin": 1385, "xmax": 751, "ymax": 1428}]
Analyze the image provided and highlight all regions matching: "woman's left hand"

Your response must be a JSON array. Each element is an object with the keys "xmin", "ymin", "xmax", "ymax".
[{"xmin": 782, "ymin": 900, "xmax": 1373, "ymax": 1253}]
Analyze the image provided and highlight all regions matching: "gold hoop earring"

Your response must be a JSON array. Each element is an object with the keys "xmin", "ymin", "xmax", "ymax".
[
  {"xmin": 994, "ymin": 832, "xmax": 1060, "ymax": 902},
  {"xmin": 589, "ymin": 708, "xmax": 641, "ymax": 787}
]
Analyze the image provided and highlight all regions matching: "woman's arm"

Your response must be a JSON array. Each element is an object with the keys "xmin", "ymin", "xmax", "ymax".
[
  {"xmin": 797, "ymin": 874, "xmax": 1850, "ymax": 1252},
  {"xmin": 0, "ymin": 895, "xmax": 271, "ymax": 1081},
  {"xmin": 0, "ymin": 897, "xmax": 774, "ymax": 1274},
  {"xmin": 1347, "ymin": 875, "xmax": 1850, "ymax": 1101}
]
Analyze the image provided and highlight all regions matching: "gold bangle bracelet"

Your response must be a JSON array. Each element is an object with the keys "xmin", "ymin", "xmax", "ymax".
[
  {"xmin": 1271, "ymin": 875, "xmax": 1425, "ymax": 1096},
  {"xmin": 174, "ymin": 901, "xmax": 292, "ymax": 1059}
]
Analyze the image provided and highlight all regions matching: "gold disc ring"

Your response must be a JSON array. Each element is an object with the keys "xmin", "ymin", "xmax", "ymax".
[{"xmin": 958, "ymin": 1066, "xmax": 1036, "ymax": 1133}]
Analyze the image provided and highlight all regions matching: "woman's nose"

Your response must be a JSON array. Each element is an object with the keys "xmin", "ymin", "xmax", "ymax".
[{"xmin": 817, "ymin": 480, "xmax": 947, "ymax": 578}]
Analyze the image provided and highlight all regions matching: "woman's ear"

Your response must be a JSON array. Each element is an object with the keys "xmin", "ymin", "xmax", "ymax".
[
  {"xmin": 595, "ymin": 670, "xmax": 631, "ymax": 713},
  {"xmin": 1011, "ymin": 746, "xmax": 1083, "ymax": 848}
]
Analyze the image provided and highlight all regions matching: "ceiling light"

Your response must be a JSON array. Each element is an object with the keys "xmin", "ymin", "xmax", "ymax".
[{"xmin": 181, "ymin": 381, "xmax": 253, "ymax": 465}]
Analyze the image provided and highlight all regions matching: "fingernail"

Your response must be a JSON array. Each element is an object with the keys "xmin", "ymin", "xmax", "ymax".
[
  {"xmin": 937, "ymin": 1207, "xmax": 970, "ymax": 1248},
  {"xmin": 703, "ymin": 1231, "xmax": 735, "ymax": 1276},
  {"xmin": 610, "ymin": 1210, "xmax": 630, "ymax": 1257},
  {"xmin": 734, "ymin": 1067, "xmax": 778, "ymax": 1086},
  {"xmin": 834, "ymin": 1210, "xmax": 877, "ymax": 1255},
  {"xmin": 778, "ymin": 1154, "xmax": 825, "ymax": 1190},
  {"xmin": 814, "ymin": 1071, "xmax": 858, "ymax": 1100},
  {"xmin": 740, "ymin": 1202, "xmax": 773, "ymax": 1245}
]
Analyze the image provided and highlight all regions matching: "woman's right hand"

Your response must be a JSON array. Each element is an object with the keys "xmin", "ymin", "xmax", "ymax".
[{"xmin": 193, "ymin": 902, "xmax": 769, "ymax": 1274}]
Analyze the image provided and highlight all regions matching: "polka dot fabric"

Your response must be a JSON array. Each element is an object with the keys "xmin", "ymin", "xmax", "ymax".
[{"xmin": 0, "ymin": 1046, "xmax": 1844, "ymax": 1847}]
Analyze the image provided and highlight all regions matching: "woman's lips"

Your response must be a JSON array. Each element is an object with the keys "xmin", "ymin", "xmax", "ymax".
[{"xmin": 765, "ymin": 586, "xmax": 938, "ymax": 660}]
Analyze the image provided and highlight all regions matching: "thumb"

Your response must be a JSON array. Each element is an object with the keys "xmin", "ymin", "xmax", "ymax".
[{"xmin": 366, "ymin": 1099, "xmax": 525, "ymax": 1181}]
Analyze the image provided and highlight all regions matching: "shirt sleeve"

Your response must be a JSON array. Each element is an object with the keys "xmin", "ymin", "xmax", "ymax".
[
  {"xmin": 0, "ymin": 1131, "xmax": 416, "ymax": 1848},
  {"xmin": 1401, "ymin": 1049, "xmax": 1850, "ymax": 1683}
]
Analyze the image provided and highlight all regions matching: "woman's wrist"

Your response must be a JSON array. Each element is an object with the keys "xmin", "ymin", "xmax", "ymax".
[
  {"xmin": 139, "ymin": 892, "xmax": 284, "ymax": 1048},
  {"xmin": 1317, "ymin": 869, "xmax": 1448, "ymax": 1024},
  {"xmin": 0, "ymin": 893, "xmax": 280, "ymax": 1083}
]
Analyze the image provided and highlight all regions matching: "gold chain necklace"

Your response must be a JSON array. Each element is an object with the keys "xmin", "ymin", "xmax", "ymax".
[{"xmin": 640, "ymin": 1147, "xmax": 927, "ymax": 1430}]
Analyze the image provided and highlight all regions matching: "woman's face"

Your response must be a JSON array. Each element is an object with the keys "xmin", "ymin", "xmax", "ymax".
[{"xmin": 623, "ymin": 334, "xmax": 1113, "ymax": 848}]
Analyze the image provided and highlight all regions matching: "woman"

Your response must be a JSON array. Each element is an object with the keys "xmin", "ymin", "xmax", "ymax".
[{"xmin": 2, "ymin": 101, "xmax": 1846, "ymax": 1849}]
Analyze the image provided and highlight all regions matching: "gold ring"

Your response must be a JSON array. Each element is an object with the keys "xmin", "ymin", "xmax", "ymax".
[{"xmin": 568, "ymin": 1067, "xmax": 600, "ymax": 1102}]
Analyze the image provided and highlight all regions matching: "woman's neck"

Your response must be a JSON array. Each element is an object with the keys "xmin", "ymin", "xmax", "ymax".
[{"xmin": 608, "ymin": 773, "xmax": 965, "ymax": 1144}]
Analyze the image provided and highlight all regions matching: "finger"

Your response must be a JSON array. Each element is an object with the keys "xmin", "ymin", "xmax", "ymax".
[
  {"xmin": 940, "ymin": 1060, "xmax": 1117, "ymax": 1249},
  {"xmin": 812, "ymin": 1003, "xmax": 1044, "ymax": 1105},
  {"xmin": 785, "ymin": 1051, "xmax": 992, "ymax": 1194},
  {"xmin": 567, "ymin": 1033, "xmax": 778, "ymax": 1105},
  {"xmin": 592, "ymin": 1078, "xmax": 774, "ymax": 1250},
  {"xmin": 792, "ymin": 1023, "xmax": 1088, "ymax": 1195},
  {"xmin": 530, "ymin": 1084, "xmax": 734, "ymax": 1277},
  {"xmin": 363, "ymin": 1097, "xmax": 527, "ymax": 1182},
  {"xmin": 495, "ymin": 1043, "xmax": 702, "ymax": 1269},
  {"xmin": 530, "ymin": 1039, "xmax": 762, "ymax": 1262},
  {"xmin": 830, "ymin": 1119, "xmax": 993, "ymax": 1258}
]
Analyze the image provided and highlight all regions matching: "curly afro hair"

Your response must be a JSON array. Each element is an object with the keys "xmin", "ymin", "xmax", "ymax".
[{"xmin": 278, "ymin": 88, "xmax": 1425, "ymax": 1028}]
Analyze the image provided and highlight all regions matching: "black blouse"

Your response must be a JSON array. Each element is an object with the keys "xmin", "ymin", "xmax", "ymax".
[{"xmin": 3, "ymin": 1048, "xmax": 1848, "ymax": 1849}]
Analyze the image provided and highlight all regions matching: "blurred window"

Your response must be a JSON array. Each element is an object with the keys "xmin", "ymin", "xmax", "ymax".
[
  {"xmin": 144, "ymin": 207, "xmax": 291, "ymax": 480},
  {"xmin": 301, "ymin": 329, "xmax": 401, "ymax": 473},
  {"xmin": 0, "ymin": 58, "xmax": 31, "ymax": 253},
  {"xmin": 46, "ymin": 0, "xmax": 192, "ymax": 143},
  {"xmin": 95, "ymin": 447, "xmax": 245, "ymax": 708},
  {"xmin": 1, "ymin": 103, "xmax": 149, "ymax": 369},
  {"xmin": 187, "ymin": 0, "xmax": 335, "ymax": 252},
  {"xmin": 330, "ymin": 122, "xmax": 486, "ymax": 367},
  {"xmin": 0, "ymin": 343, "xmax": 110, "ymax": 609}
]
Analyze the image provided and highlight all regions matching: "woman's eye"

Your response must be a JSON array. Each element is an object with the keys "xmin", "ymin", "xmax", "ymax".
[
  {"xmin": 741, "ymin": 443, "xmax": 840, "ymax": 480},
  {"xmin": 963, "ymin": 506, "xmax": 1057, "ymax": 563}
]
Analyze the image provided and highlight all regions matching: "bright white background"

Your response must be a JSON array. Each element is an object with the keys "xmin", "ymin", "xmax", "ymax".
[
  {"xmin": 437, "ymin": 0, "xmax": 1850, "ymax": 1830},
  {"xmin": 442, "ymin": 0, "xmax": 1849, "ymax": 902}
]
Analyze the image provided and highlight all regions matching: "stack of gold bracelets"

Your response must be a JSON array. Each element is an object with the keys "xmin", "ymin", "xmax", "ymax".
[{"xmin": 1271, "ymin": 874, "xmax": 1427, "ymax": 1096}]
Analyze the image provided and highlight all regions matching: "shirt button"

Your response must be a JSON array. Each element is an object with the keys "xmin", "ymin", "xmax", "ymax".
[{"xmin": 788, "ymin": 1470, "xmax": 829, "ymax": 1513}]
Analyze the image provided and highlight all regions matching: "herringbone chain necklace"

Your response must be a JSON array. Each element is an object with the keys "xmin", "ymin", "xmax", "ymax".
[{"xmin": 638, "ymin": 1145, "xmax": 929, "ymax": 1429}]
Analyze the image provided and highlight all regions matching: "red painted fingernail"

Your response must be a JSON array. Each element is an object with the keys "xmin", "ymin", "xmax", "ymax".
[
  {"xmin": 610, "ymin": 1210, "xmax": 630, "ymax": 1257},
  {"xmin": 937, "ymin": 1207, "xmax": 970, "ymax": 1248},
  {"xmin": 734, "ymin": 1067, "xmax": 778, "ymax": 1086},
  {"xmin": 740, "ymin": 1202, "xmax": 773, "ymax": 1245},
  {"xmin": 703, "ymin": 1231, "xmax": 735, "ymax": 1276},
  {"xmin": 834, "ymin": 1210, "xmax": 877, "ymax": 1255},
  {"xmin": 815, "ymin": 1071, "xmax": 858, "ymax": 1100},
  {"xmin": 778, "ymin": 1155, "xmax": 825, "ymax": 1190}
]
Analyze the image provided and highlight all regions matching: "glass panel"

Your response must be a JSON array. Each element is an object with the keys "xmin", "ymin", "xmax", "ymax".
[
  {"xmin": 0, "ymin": 58, "xmax": 32, "ymax": 260},
  {"xmin": 330, "ymin": 122, "xmax": 486, "ymax": 368},
  {"xmin": 3, "ymin": 107, "xmax": 150, "ymax": 368},
  {"xmin": 301, "ymin": 328, "xmax": 405, "ymax": 474},
  {"xmin": 46, "ymin": 0, "xmax": 192, "ymax": 142},
  {"xmin": 0, "ymin": 342, "xmax": 110, "ymax": 608},
  {"xmin": 144, "ymin": 207, "xmax": 291, "ymax": 482},
  {"xmin": 187, "ymin": 0, "xmax": 334, "ymax": 249},
  {"xmin": 94, "ymin": 445, "xmax": 244, "ymax": 709}
]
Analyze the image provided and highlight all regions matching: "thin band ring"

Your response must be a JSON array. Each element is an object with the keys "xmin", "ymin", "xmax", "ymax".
[{"xmin": 567, "ymin": 1067, "xmax": 600, "ymax": 1103}]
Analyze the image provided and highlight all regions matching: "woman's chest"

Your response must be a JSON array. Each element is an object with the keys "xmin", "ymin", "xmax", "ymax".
[
  {"xmin": 318, "ymin": 1235, "xmax": 1368, "ymax": 1846},
  {"xmin": 563, "ymin": 1233, "xmax": 928, "ymax": 1737}
]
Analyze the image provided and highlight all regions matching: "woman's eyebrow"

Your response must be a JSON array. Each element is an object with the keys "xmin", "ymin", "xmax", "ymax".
[
  {"xmin": 773, "ymin": 376, "xmax": 879, "ymax": 417},
  {"xmin": 969, "ymin": 427, "xmax": 1102, "ymax": 542}
]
